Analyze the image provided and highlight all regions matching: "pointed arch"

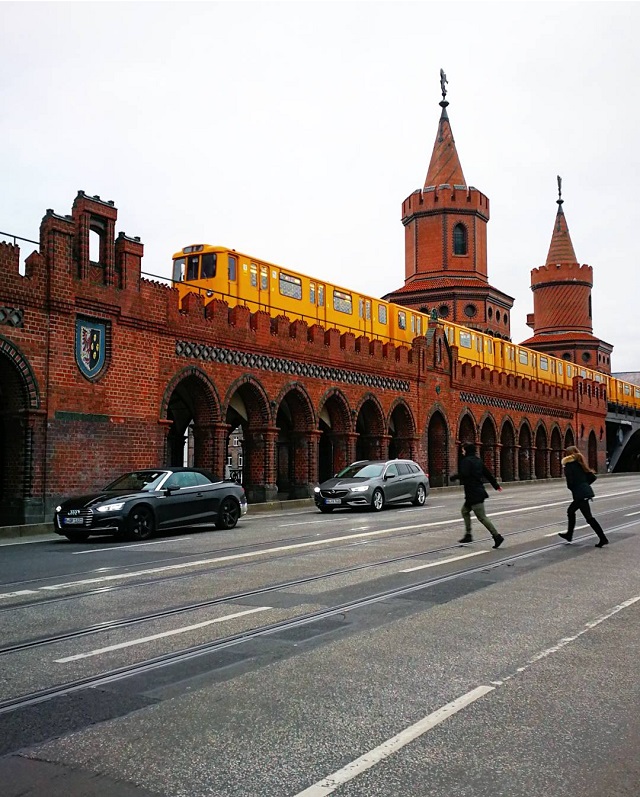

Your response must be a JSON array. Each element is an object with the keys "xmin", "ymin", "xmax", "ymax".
[
  {"xmin": 427, "ymin": 408, "xmax": 450, "ymax": 487},
  {"xmin": 500, "ymin": 417, "xmax": 516, "ymax": 482},
  {"xmin": 534, "ymin": 422, "xmax": 548, "ymax": 479}
]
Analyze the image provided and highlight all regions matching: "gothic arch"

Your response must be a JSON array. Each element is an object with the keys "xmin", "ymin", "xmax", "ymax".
[
  {"xmin": 479, "ymin": 415, "xmax": 498, "ymax": 474},
  {"xmin": 387, "ymin": 399, "xmax": 417, "ymax": 460},
  {"xmin": 550, "ymin": 425, "xmax": 563, "ymax": 478},
  {"xmin": 534, "ymin": 422, "xmax": 548, "ymax": 479},
  {"xmin": 273, "ymin": 383, "xmax": 317, "ymax": 499},
  {"xmin": 317, "ymin": 388, "xmax": 353, "ymax": 482},
  {"xmin": 161, "ymin": 366, "xmax": 220, "ymax": 425},
  {"xmin": 518, "ymin": 421, "xmax": 533, "ymax": 480},
  {"xmin": 564, "ymin": 427, "xmax": 576, "ymax": 450},
  {"xmin": 0, "ymin": 337, "xmax": 43, "ymax": 523},
  {"xmin": 354, "ymin": 393, "xmax": 386, "ymax": 461},
  {"xmin": 587, "ymin": 430, "xmax": 598, "ymax": 471},
  {"xmin": 427, "ymin": 408, "xmax": 450, "ymax": 487},
  {"xmin": 500, "ymin": 418, "xmax": 516, "ymax": 482}
]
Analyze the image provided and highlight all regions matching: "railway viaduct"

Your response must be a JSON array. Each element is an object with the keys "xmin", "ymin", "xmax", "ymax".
[{"xmin": 0, "ymin": 85, "xmax": 620, "ymax": 525}]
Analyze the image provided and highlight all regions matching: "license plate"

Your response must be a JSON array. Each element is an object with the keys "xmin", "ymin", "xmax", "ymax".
[
  {"xmin": 325, "ymin": 498, "xmax": 341, "ymax": 505},
  {"xmin": 64, "ymin": 517, "xmax": 84, "ymax": 525}
]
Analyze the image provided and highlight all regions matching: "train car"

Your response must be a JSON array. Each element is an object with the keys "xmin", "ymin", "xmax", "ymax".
[
  {"xmin": 171, "ymin": 244, "xmax": 423, "ymax": 346},
  {"xmin": 171, "ymin": 244, "xmax": 640, "ymax": 412}
]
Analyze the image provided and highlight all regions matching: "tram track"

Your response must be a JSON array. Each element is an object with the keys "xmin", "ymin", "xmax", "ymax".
[{"xmin": 0, "ymin": 536, "xmax": 574, "ymax": 716}]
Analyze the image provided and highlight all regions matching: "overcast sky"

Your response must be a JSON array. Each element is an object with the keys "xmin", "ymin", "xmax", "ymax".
[{"xmin": 2, "ymin": 1, "xmax": 639, "ymax": 371}]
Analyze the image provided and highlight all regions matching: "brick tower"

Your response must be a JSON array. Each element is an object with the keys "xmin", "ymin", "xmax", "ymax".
[
  {"xmin": 383, "ymin": 70, "xmax": 514, "ymax": 339},
  {"xmin": 521, "ymin": 177, "xmax": 613, "ymax": 374}
]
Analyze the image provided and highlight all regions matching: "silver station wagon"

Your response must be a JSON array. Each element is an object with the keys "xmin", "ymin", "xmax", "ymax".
[{"xmin": 314, "ymin": 459, "xmax": 430, "ymax": 513}]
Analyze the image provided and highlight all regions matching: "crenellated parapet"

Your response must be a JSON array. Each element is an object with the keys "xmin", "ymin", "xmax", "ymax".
[
  {"xmin": 401, "ymin": 184, "xmax": 489, "ymax": 223},
  {"xmin": 530, "ymin": 261, "xmax": 593, "ymax": 288}
]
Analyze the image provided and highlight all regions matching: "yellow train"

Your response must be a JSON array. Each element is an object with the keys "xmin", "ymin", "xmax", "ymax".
[{"xmin": 171, "ymin": 244, "xmax": 640, "ymax": 413}]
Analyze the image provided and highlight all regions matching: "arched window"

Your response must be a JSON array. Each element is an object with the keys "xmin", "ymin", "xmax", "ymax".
[{"xmin": 453, "ymin": 223, "xmax": 468, "ymax": 255}]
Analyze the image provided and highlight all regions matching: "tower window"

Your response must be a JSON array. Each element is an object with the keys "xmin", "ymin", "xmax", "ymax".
[{"xmin": 453, "ymin": 223, "xmax": 468, "ymax": 255}]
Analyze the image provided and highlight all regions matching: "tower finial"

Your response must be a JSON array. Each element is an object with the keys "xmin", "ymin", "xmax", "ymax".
[
  {"xmin": 557, "ymin": 174, "xmax": 563, "ymax": 206},
  {"xmin": 439, "ymin": 68, "xmax": 449, "ymax": 108}
]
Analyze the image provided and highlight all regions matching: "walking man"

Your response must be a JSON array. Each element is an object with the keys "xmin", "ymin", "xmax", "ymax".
[{"xmin": 451, "ymin": 442, "xmax": 504, "ymax": 548}]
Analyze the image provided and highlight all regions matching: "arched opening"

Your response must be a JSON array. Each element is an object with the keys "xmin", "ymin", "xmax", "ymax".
[
  {"xmin": 534, "ymin": 425, "xmax": 548, "ymax": 479},
  {"xmin": 427, "ymin": 411, "xmax": 449, "ymax": 487},
  {"xmin": 387, "ymin": 402, "xmax": 416, "ymax": 461},
  {"xmin": 588, "ymin": 430, "xmax": 598, "ymax": 471},
  {"xmin": 453, "ymin": 223, "xmax": 468, "ymax": 255},
  {"xmin": 500, "ymin": 421, "xmax": 516, "ymax": 482},
  {"xmin": 550, "ymin": 427, "xmax": 563, "ymax": 478},
  {"xmin": 274, "ymin": 386, "xmax": 315, "ymax": 499},
  {"xmin": 457, "ymin": 414, "xmax": 476, "ymax": 473},
  {"xmin": 518, "ymin": 425, "xmax": 532, "ymax": 480},
  {"xmin": 317, "ymin": 390, "xmax": 351, "ymax": 482},
  {"xmin": 355, "ymin": 397, "xmax": 386, "ymax": 462},
  {"xmin": 480, "ymin": 417, "xmax": 497, "ymax": 474},
  {"xmin": 165, "ymin": 372, "xmax": 218, "ymax": 471}
]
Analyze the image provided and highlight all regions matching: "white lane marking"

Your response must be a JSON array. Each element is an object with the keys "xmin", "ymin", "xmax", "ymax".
[
  {"xmin": 0, "ymin": 589, "xmax": 39, "ymax": 598},
  {"xmin": 401, "ymin": 550, "xmax": 487, "ymax": 572},
  {"xmin": 544, "ymin": 524, "xmax": 589, "ymax": 537},
  {"xmin": 625, "ymin": 511, "xmax": 640, "ymax": 516},
  {"xmin": 55, "ymin": 606, "xmax": 271, "ymax": 663},
  {"xmin": 293, "ymin": 686, "xmax": 495, "ymax": 796},
  {"xmin": 294, "ymin": 593, "xmax": 640, "ymax": 796},
  {"xmin": 73, "ymin": 537, "xmax": 190, "ymax": 555},
  {"xmin": 3, "ymin": 495, "xmax": 638, "ymax": 600}
]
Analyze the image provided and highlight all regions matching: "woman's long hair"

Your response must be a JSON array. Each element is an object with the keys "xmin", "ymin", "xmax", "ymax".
[{"xmin": 565, "ymin": 445, "xmax": 594, "ymax": 474}]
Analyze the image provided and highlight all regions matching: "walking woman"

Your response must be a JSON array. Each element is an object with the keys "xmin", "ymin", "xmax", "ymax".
[{"xmin": 558, "ymin": 446, "xmax": 609, "ymax": 547}]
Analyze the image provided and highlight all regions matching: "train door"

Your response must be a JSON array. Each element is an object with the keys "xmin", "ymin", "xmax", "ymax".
[
  {"xmin": 309, "ymin": 282, "xmax": 327, "ymax": 327},
  {"xmin": 259, "ymin": 264, "xmax": 269, "ymax": 312},
  {"xmin": 358, "ymin": 297, "xmax": 373, "ymax": 338}
]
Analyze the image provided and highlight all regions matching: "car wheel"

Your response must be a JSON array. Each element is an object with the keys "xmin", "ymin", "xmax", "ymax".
[
  {"xmin": 126, "ymin": 505, "xmax": 155, "ymax": 540},
  {"xmin": 371, "ymin": 488, "xmax": 385, "ymax": 512},
  {"xmin": 413, "ymin": 484, "xmax": 427, "ymax": 506},
  {"xmin": 64, "ymin": 530, "xmax": 90, "ymax": 542},
  {"xmin": 319, "ymin": 505, "xmax": 334, "ymax": 513},
  {"xmin": 216, "ymin": 497, "xmax": 240, "ymax": 530}
]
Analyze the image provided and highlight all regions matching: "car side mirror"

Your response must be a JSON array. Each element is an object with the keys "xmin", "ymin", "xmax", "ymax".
[
  {"xmin": 385, "ymin": 473, "xmax": 396, "ymax": 480},
  {"xmin": 164, "ymin": 486, "xmax": 178, "ymax": 495}
]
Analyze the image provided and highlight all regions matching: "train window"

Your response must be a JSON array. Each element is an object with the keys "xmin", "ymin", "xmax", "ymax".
[
  {"xmin": 186, "ymin": 255, "xmax": 199, "ymax": 281},
  {"xmin": 310, "ymin": 282, "xmax": 316, "ymax": 304},
  {"xmin": 333, "ymin": 289, "xmax": 352, "ymax": 314},
  {"xmin": 532, "ymin": 354, "xmax": 537, "ymax": 368},
  {"xmin": 624, "ymin": 384, "xmax": 630, "ymax": 395},
  {"xmin": 378, "ymin": 304, "xmax": 387, "ymax": 324},
  {"xmin": 260, "ymin": 265, "xmax": 268, "ymax": 290},
  {"xmin": 519, "ymin": 350, "xmax": 528, "ymax": 365},
  {"xmin": 415, "ymin": 315, "xmax": 421, "ymax": 335},
  {"xmin": 540, "ymin": 356, "xmax": 549, "ymax": 371},
  {"xmin": 567, "ymin": 365, "xmax": 572, "ymax": 377},
  {"xmin": 398, "ymin": 311, "xmax": 406, "ymax": 330},
  {"xmin": 459, "ymin": 331, "xmax": 472, "ymax": 348},
  {"xmin": 250, "ymin": 263, "xmax": 258, "ymax": 288},
  {"xmin": 635, "ymin": 387, "xmax": 640, "ymax": 398},
  {"xmin": 201, "ymin": 253, "xmax": 216, "ymax": 279},
  {"xmin": 359, "ymin": 298, "xmax": 364, "ymax": 319},
  {"xmin": 318, "ymin": 285, "xmax": 325, "ymax": 307},
  {"xmin": 173, "ymin": 257, "xmax": 186, "ymax": 282},
  {"xmin": 558, "ymin": 362, "xmax": 563, "ymax": 375},
  {"xmin": 228, "ymin": 255, "xmax": 237, "ymax": 281},
  {"xmin": 365, "ymin": 300, "xmax": 371, "ymax": 320},
  {"xmin": 487, "ymin": 339, "xmax": 493, "ymax": 354},
  {"xmin": 280, "ymin": 272, "xmax": 302, "ymax": 300},
  {"xmin": 477, "ymin": 336, "xmax": 483, "ymax": 353},
  {"xmin": 445, "ymin": 326, "xmax": 453, "ymax": 343},
  {"xmin": 579, "ymin": 368, "xmax": 587, "ymax": 377}
]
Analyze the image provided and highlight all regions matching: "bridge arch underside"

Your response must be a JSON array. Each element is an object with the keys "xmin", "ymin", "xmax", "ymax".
[
  {"xmin": 608, "ymin": 424, "xmax": 640, "ymax": 472},
  {"xmin": 0, "ymin": 343, "xmax": 42, "ymax": 524}
]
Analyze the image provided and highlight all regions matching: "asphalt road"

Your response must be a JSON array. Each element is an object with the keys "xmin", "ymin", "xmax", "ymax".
[{"xmin": 1, "ymin": 474, "xmax": 639, "ymax": 797}]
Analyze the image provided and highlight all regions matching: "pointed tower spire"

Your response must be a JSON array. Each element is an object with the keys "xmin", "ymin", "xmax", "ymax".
[
  {"xmin": 424, "ymin": 69, "xmax": 466, "ymax": 188},
  {"xmin": 545, "ymin": 175, "xmax": 578, "ymax": 264},
  {"xmin": 522, "ymin": 178, "xmax": 613, "ymax": 374},
  {"xmin": 385, "ymin": 70, "xmax": 514, "ymax": 338}
]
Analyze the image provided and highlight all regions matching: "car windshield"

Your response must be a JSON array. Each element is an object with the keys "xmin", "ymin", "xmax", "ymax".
[
  {"xmin": 104, "ymin": 471, "xmax": 168, "ymax": 492},
  {"xmin": 337, "ymin": 463, "xmax": 384, "ymax": 479}
]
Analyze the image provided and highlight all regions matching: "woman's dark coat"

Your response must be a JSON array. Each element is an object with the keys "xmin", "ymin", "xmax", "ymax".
[{"xmin": 562, "ymin": 454, "xmax": 596, "ymax": 501}]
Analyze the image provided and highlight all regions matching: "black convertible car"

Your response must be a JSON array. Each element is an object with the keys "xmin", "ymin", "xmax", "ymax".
[{"xmin": 54, "ymin": 467, "xmax": 248, "ymax": 542}]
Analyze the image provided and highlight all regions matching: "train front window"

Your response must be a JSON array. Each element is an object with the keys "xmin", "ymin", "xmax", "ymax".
[
  {"xmin": 186, "ymin": 255, "xmax": 199, "ymax": 281},
  {"xmin": 201, "ymin": 253, "xmax": 216, "ymax": 279},
  {"xmin": 172, "ymin": 257, "xmax": 186, "ymax": 282}
]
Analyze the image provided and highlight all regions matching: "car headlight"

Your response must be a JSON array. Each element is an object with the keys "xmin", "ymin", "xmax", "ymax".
[
  {"xmin": 350, "ymin": 485, "xmax": 369, "ymax": 493},
  {"xmin": 314, "ymin": 486, "xmax": 320, "ymax": 493},
  {"xmin": 96, "ymin": 502, "xmax": 125, "ymax": 512},
  {"xmin": 55, "ymin": 505, "xmax": 62, "ymax": 512}
]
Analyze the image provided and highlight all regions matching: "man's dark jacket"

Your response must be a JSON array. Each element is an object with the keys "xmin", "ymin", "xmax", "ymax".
[{"xmin": 451, "ymin": 454, "xmax": 500, "ymax": 506}]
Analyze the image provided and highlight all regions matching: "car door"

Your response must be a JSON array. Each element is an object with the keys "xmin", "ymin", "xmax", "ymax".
[
  {"xmin": 382, "ymin": 463, "xmax": 404, "ymax": 504},
  {"xmin": 191, "ymin": 471, "xmax": 225, "ymax": 524},
  {"xmin": 395, "ymin": 462, "xmax": 416, "ymax": 502},
  {"xmin": 157, "ymin": 471, "xmax": 205, "ymax": 529}
]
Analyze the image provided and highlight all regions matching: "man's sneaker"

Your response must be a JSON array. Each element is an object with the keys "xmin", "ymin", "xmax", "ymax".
[
  {"xmin": 492, "ymin": 534, "xmax": 504, "ymax": 549},
  {"xmin": 458, "ymin": 534, "xmax": 473, "ymax": 545},
  {"xmin": 558, "ymin": 532, "xmax": 573, "ymax": 543}
]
